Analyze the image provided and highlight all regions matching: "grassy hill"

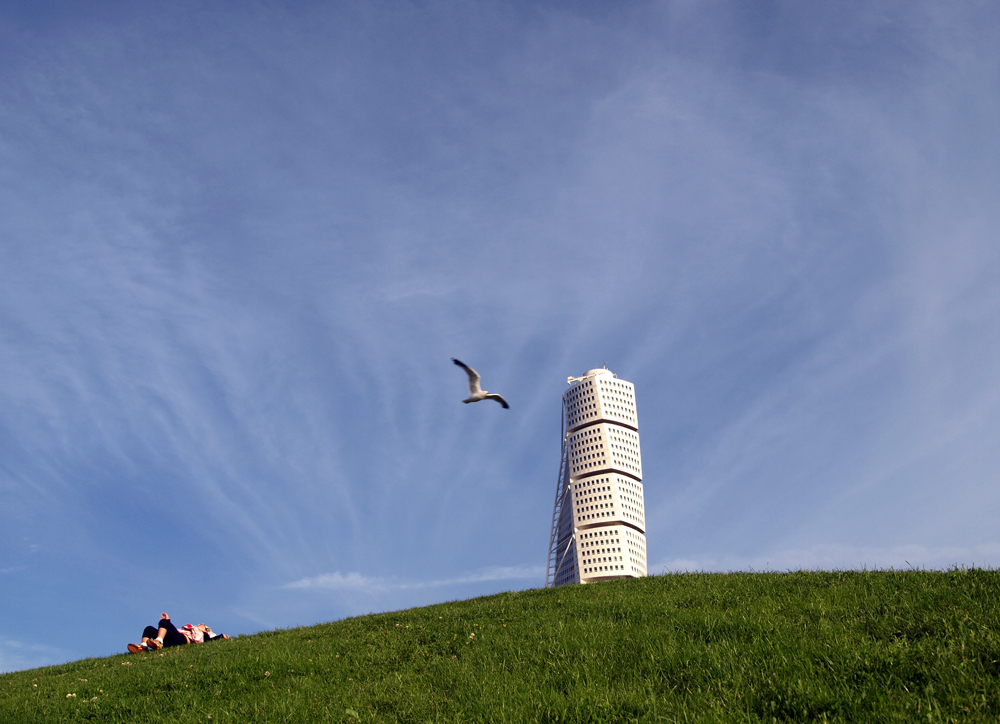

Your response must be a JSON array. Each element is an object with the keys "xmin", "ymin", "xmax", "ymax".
[{"xmin": 2, "ymin": 569, "xmax": 998, "ymax": 722}]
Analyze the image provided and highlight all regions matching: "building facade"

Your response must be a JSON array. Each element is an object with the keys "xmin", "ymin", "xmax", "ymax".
[{"xmin": 546, "ymin": 367, "xmax": 647, "ymax": 587}]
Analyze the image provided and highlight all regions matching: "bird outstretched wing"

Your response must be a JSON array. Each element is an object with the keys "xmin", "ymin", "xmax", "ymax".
[
  {"xmin": 451, "ymin": 358, "xmax": 483, "ymax": 396},
  {"xmin": 484, "ymin": 393, "xmax": 509, "ymax": 409}
]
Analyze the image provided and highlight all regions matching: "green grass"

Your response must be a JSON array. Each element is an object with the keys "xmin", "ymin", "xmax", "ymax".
[{"xmin": 2, "ymin": 570, "xmax": 998, "ymax": 722}]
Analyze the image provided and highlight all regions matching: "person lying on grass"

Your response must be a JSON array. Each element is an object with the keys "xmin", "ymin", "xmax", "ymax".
[{"xmin": 128, "ymin": 612, "xmax": 229, "ymax": 653}]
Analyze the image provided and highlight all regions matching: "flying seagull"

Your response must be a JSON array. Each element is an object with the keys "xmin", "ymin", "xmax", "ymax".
[{"xmin": 451, "ymin": 358, "xmax": 509, "ymax": 409}]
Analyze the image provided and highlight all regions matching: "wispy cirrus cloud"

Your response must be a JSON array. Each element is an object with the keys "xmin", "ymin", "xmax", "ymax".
[
  {"xmin": 0, "ymin": 637, "xmax": 70, "ymax": 674},
  {"xmin": 283, "ymin": 565, "xmax": 545, "ymax": 592}
]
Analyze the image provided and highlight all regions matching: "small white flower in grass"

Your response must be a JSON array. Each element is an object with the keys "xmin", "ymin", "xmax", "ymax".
[
  {"xmin": 264, "ymin": 671, "xmax": 270, "ymax": 677},
  {"xmin": 66, "ymin": 693, "xmax": 76, "ymax": 698}
]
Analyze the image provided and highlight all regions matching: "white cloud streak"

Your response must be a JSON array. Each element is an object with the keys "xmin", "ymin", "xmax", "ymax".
[
  {"xmin": 0, "ymin": 637, "xmax": 70, "ymax": 675},
  {"xmin": 284, "ymin": 565, "xmax": 545, "ymax": 592}
]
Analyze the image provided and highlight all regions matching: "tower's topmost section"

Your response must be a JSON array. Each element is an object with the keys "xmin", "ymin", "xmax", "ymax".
[
  {"xmin": 563, "ymin": 366, "xmax": 637, "ymax": 432},
  {"xmin": 567, "ymin": 366, "xmax": 615, "ymax": 385}
]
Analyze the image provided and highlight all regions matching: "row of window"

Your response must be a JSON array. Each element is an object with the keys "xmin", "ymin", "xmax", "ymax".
[
  {"xmin": 572, "ymin": 450, "xmax": 605, "ymax": 461},
  {"xmin": 573, "ymin": 476, "xmax": 612, "ymax": 492},
  {"xmin": 609, "ymin": 427, "xmax": 639, "ymax": 442},
  {"xmin": 582, "ymin": 543, "xmax": 621, "ymax": 554},
  {"xmin": 583, "ymin": 565, "xmax": 632, "ymax": 576},
  {"xmin": 572, "ymin": 399, "xmax": 635, "ymax": 414},
  {"xmin": 570, "ymin": 437, "xmax": 603, "ymax": 451},
  {"xmin": 572, "ymin": 479, "xmax": 640, "ymax": 500},
  {"xmin": 573, "ymin": 474, "xmax": 643, "ymax": 493},
  {"xmin": 575, "ymin": 489, "xmax": 612, "ymax": 505},
  {"xmin": 573, "ymin": 454, "xmax": 641, "ymax": 475},
  {"xmin": 607, "ymin": 428, "xmax": 640, "ymax": 447},
  {"xmin": 567, "ymin": 406, "xmax": 636, "ymax": 426},
  {"xmin": 580, "ymin": 528, "xmax": 618, "ymax": 541},
  {"xmin": 568, "ymin": 410, "xmax": 636, "ymax": 427},
  {"xmin": 568, "ymin": 422, "xmax": 638, "ymax": 445},
  {"xmin": 569, "ymin": 426, "xmax": 603, "ymax": 445},
  {"xmin": 598, "ymin": 379, "xmax": 634, "ymax": 398},
  {"xmin": 578, "ymin": 507, "xmax": 635, "ymax": 521}
]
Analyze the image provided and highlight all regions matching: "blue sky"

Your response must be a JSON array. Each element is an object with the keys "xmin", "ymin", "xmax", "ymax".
[{"xmin": 2, "ymin": 1, "xmax": 999, "ymax": 672}]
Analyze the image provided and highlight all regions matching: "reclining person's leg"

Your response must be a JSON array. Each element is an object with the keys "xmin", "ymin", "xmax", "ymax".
[{"xmin": 157, "ymin": 617, "xmax": 189, "ymax": 647}]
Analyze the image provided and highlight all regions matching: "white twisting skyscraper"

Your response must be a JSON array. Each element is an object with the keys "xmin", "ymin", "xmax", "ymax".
[{"xmin": 547, "ymin": 367, "xmax": 647, "ymax": 587}]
